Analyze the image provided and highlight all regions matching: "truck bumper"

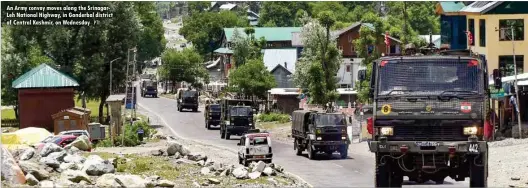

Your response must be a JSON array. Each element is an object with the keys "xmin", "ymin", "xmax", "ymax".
[
  {"xmin": 246, "ymin": 154, "xmax": 273, "ymax": 161},
  {"xmin": 145, "ymin": 91, "xmax": 157, "ymax": 95},
  {"xmin": 207, "ymin": 120, "xmax": 221, "ymax": 125},
  {"xmin": 311, "ymin": 140, "xmax": 349, "ymax": 146},
  {"xmin": 181, "ymin": 103, "xmax": 198, "ymax": 109},
  {"xmin": 226, "ymin": 126, "xmax": 250, "ymax": 134},
  {"xmin": 368, "ymin": 137, "xmax": 488, "ymax": 154}
]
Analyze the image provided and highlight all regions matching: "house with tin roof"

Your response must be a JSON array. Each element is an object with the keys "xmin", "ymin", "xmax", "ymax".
[{"xmin": 12, "ymin": 63, "xmax": 79, "ymax": 131}]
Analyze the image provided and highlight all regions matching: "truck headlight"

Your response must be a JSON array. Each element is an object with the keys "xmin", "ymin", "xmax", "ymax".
[
  {"xmin": 341, "ymin": 136, "xmax": 347, "ymax": 140},
  {"xmin": 249, "ymin": 123, "xmax": 253, "ymax": 126},
  {"xmin": 380, "ymin": 127, "xmax": 393, "ymax": 136},
  {"xmin": 463, "ymin": 126, "xmax": 478, "ymax": 135},
  {"xmin": 316, "ymin": 137, "xmax": 322, "ymax": 141}
]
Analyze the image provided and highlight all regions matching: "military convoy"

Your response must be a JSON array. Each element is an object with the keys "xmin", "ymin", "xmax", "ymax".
[
  {"xmin": 219, "ymin": 99, "xmax": 257, "ymax": 140},
  {"xmin": 358, "ymin": 50, "xmax": 489, "ymax": 187},
  {"xmin": 204, "ymin": 103, "xmax": 221, "ymax": 129},
  {"xmin": 176, "ymin": 88, "xmax": 199, "ymax": 112},
  {"xmin": 292, "ymin": 110, "xmax": 349, "ymax": 159}
]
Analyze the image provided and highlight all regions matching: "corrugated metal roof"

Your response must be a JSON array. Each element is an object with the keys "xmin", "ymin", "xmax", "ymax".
[
  {"xmin": 438, "ymin": 2, "xmax": 467, "ymax": 12},
  {"xmin": 224, "ymin": 27, "xmax": 302, "ymax": 42},
  {"xmin": 219, "ymin": 3, "xmax": 237, "ymax": 10},
  {"xmin": 214, "ymin": 47, "xmax": 233, "ymax": 54},
  {"xmin": 12, "ymin": 63, "xmax": 79, "ymax": 89},
  {"xmin": 263, "ymin": 49, "xmax": 297, "ymax": 74},
  {"xmin": 460, "ymin": 1, "xmax": 501, "ymax": 13}
]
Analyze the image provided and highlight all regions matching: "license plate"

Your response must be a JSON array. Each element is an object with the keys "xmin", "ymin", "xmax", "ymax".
[
  {"xmin": 254, "ymin": 155, "xmax": 264, "ymax": 159},
  {"xmin": 415, "ymin": 142, "xmax": 440, "ymax": 147},
  {"xmin": 468, "ymin": 143, "xmax": 479, "ymax": 153}
]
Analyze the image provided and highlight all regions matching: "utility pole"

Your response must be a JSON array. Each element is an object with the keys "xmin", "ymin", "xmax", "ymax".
[{"xmin": 496, "ymin": 25, "xmax": 523, "ymax": 138}]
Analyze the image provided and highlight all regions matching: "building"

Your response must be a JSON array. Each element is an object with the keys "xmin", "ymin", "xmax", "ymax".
[
  {"xmin": 212, "ymin": 27, "xmax": 302, "ymax": 79},
  {"xmin": 12, "ymin": 64, "xmax": 79, "ymax": 132},
  {"xmin": 247, "ymin": 10, "xmax": 259, "ymax": 26},
  {"xmin": 436, "ymin": 1, "xmax": 469, "ymax": 50},
  {"xmin": 263, "ymin": 49, "xmax": 298, "ymax": 88}
]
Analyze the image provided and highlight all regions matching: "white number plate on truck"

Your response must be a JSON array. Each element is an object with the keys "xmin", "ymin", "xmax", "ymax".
[{"xmin": 415, "ymin": 142, "xmax": 440, "ymax": 147}]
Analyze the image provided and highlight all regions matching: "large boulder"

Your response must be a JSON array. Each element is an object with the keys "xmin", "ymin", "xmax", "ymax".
[
  {"xmin": 47, "ymin": 151, "xmax": 67, "ymax": 163},
  {"xmin": 96, "ymin": 174, "xmax": 124, "ymax": 188},
  {"xmin": 188, "ymin": 153, "xmax": 207, "ymax": 162},
  {"xmin": 166, "ymin": 141, "xmax": 182, "ymax": 156},
  {"xmin": 39, "ymin": 143, "xmax": 64, "ymax": 157},
  {"xmin": 60, "ymin": 162, "xmax": 80, "ymax": 171},
  {"xmin": 248, "ymin": 171, "xmax": 261, "ymax": 180},
  {"xmin": 61, "ymin": 169, "xmax": 92, "ymax": 183},
  {"xmin": 1, "ymin": 146, "xmax": 26, "ymax": 185},
  {"xmin": 65, "ymin": 135, "xmax": 91, "ymax": 151},
  {"xmin": 64, "ymin": 154, "xmax": 86, "ymax": 164},
  {"xmin": 39, "ymin": 155, "xmax": 61, "ymax": 168},
  {"xmin": 18, "ymin": 161, "xmax": 50, "ymax": 181},
  {"xmin": 82, "ymin": 155, "xmax": 115, "ymax": 176},
  {"xmin": 19, "ymin": 148, "xmax": 35, "ymax": 161},
  {"xmin": 25, "ymin": 173, "xmax": 39, "ymax": 186},
  {"xmin": 116, "ymin": 174, "xmax": 147, "ymax": 188},
  {"xmin": 232, "ymin": 167, "xmax": 248, "ymax": 179},
  {"xmin": 252, "ymin": 161, "xmax": 266, "ymax": 173},
  {"xmin": 263, "ymin": 167, "xmax": 275, "ymax": 176}
]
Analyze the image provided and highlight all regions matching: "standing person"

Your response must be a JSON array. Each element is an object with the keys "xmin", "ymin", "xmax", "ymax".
[
  {"xmin": 484, "ymin": 112, "xmax": 493, "ymax": 140},
  {"xmin": 137, "ymin": 127, "xmax": 145, "ymax": 142},
  {"xmin": 510, "ymin": 95, "xmax": 518, "ymax": 122}
]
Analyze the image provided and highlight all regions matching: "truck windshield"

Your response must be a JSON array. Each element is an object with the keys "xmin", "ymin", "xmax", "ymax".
[
  {"xmin": 230, "ymin": 107, "xmax": 251, "ymax": 116},
  {"xmin": 378, "ymin": 60, "xmax": 482, "ymax": 95},
  {"xmin": 315, "ymin": 114, "xmax": 346, "ymax": 126},
  {"xmin": 183, "ymin": 91, "xmax": 197, "ymax": 98},
  {"xmin": 250, "ymin": 137, "xmax": 268, "ymax": 145},
  {"xmin": 210, "ymin": 105, "xmax": 221, "ymax": 112}
]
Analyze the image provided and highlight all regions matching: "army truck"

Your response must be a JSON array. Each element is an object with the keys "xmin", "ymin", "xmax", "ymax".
[
  {"xmin": 204, "ymin": 103, "xmax": 221, "ymax": 129},
  {"xmin": 177, "ymin": 89, "xmax": 199, "ymax": 112},
  {"xmin": 141, "ymin": 79, "xmax": 158, "ymax": 98},
  {"xmin": 358, "ymin": 51, "xmax": 489, "ymax": 187},
  {"xmin": 219, "ymin": 99, "xmax": 256, "ymax": 140},
  {"xmin": 292, "ymin": 110, "xmax": 349, "ymax": 160}
]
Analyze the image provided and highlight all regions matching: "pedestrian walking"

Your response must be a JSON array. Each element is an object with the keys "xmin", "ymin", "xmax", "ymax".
[{"xmin": 137, "ymin": 127, "xmax": 145, "ymax": 142}]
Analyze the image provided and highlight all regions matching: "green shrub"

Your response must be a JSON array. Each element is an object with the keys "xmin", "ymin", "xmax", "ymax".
[
  {"xmin": 258, "ymin": 113, "xmax": 290, "ymax": 123},
  {"xmin": 96, "ymin": 120, "xmax": 155, "ymax": 147}
]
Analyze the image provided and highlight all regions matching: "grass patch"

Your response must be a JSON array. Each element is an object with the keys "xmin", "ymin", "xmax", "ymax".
[
  {"xmin": 258, "ymin": 113, "xmax": 290, "ymax": 123},
  {"xmin": 74, "ymin": 94, "xmax": 107, "ymax": 117},
  {"xmin": 1, "ymin": 109, "xmax": 15, "ymax": 119},
  {"xmin": 257, "ymin": 122, "xmax": 291, "ymax": 131}
]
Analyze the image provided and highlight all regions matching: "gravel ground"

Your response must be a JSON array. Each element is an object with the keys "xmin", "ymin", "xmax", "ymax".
[{"xmin": 489, "ymin": 138, "xmax": 528, "ymax": 187}]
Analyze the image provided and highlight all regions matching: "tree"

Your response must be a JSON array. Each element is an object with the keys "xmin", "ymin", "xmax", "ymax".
[
  {"xmin": 258, "ymin": 2, "xmax": 309, "ymax": 27},
  {"xmin": 179, "ymin": 11, "xmax": 248, "ymax": 59},
  {"xmin": 187, "ymin": 1, "xmax": 210, "ymax": 15},
  {"xmin": 294, "ymin": 13, "xmax": 341, "ymax": 110},
  {"xmin": 231, "ymin": 27, "xmax": 266, "ymax": 67},
  {"xmin": 229, "ymin": 59, "xmax": 276, "ymax": 99},
  {"xmin": 160, "ymin": 48, "xmax": 209, "ymax": 91},
  {"xmin": 135, "ymin": 2, "xmax": 167, "ymax": 70}
]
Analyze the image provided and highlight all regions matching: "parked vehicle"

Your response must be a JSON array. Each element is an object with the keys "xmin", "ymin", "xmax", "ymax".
[
  {"xmin": 205, "ymin": 104, "xmax": 221, "ymax": 129},
  {"xmin": 237, "ymin": 130, "xmax": 273, "ymax": 166},
  {"xmin": 58, "ymin": 130, "xmax": 90, "ymax": 138},
  {"xmin": 291, "ymin": 110, "xmax": 349, "ymax": 160},
  {"xmin": 35, "ymin": 135, "xmax": 78, "ymax": 150}
]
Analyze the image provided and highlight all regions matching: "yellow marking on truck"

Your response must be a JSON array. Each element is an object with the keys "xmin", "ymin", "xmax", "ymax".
[{"xmin": 381, "ymin": 104, "xmax": 392, "ymax": 115}]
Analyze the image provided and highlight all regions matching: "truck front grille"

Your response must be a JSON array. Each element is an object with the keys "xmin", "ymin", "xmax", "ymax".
[
  {"xmin": 389, "ymin": 126, "xmax": 468, "ymax": 141},
  {"xmin": 320, "ymin": 134, "xmax": 342, "ymax": 141}
]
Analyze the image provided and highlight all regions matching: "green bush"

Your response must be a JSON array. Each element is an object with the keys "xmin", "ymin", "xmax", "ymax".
[
  {"xmin": 258, "ymin": 113, "xmax": 290, "ymax": 123},
  {"xmin": 95, "ymin": 120, "xmax": 155, "ymax": 147}
]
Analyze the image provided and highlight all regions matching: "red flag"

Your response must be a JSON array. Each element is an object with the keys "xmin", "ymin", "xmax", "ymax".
[
  {"xmin": 466, "ymin": 31, "xmax": 473, "ymax": 45},
  {"xmin": 384, "ymin": 32, "xmax": 390, "ymax": 46}
]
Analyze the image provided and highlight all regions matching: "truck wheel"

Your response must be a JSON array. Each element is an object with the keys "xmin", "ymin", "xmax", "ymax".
[
  {"xmin": 225, "ymin": 131, "xmax": 231, "ymax": 140},
  {"xmin": 238, "ymin": 157, "xmax": 242, "ymax": 164},
  {"xmin": 307, "ymin": 143, "xmax": 316, "ymax": 160},
  {"xmin": 375, "ymin": 153, "xmax": 393, "ymax": 187},
  {"xmin": 243, "ymin": 158, "xmax": 249, "ymax": 167},
  {"xmin": 193, "ymin": 108, "xmax": 198, "ymax": 112},
  {"xmin": 220, "ymin": 129, "xmax": 225, "ymax": 139},
  {"xmin": 205, "ymin": 121, "xmax": 209, "ymax": 129},
  {"xmin": 469, "ymin": 153, "xmax": 487, "ymax": 187},
  {"xmin": 295, "ymin": 139, "xmax": 303, "ymax": 156},
  {"xmin": 340, "ymin": 145, "xmax": 349, "ymax": 159}
]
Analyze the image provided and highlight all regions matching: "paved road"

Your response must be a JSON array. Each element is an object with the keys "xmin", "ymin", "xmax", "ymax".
[{"xmin": 137, "ymin": 96, "xmax": 470, "ymax": 187}]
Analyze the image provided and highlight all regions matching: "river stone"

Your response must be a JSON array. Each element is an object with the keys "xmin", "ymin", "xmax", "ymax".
[
  {"xmin": 263, "ymin": 167, "xmax": 275, "ymax": 176},
  {"xmin": 166, "ymin": 141, "xmax": 182, "ymax": 156},
  {"xmin": 82, "ymin": 155, "xmax": 115, "ymax": 176},
  {"xmin": 232, "ymin": 167, "xmax": 248, "ymax": 179},
  {"xmin": 115, "ymin": 174, "xmax": 147, "ymax": 188},
  {"xmin": 248, "ymin": 171, "xmax": 261, "ymax": 180},
  {"xmin": 64, "ymin": 154, "xmax": 86, "ymax": 164},
  {"xmin": 158, "ymin": 179, "xmax": 176, "ymax": 187},
  {"xmin": 25, "ymin": 173, "xmax": 39, "ymax": 186},
  {"xmin": 19, "ymin": 148, "xmax": 35, "ymax": 161},
  {"xmin": 95, "ymin": 174, "xmax": 124, "ymax": 188},
  {"xmin": 40, "ymin": 143, "xmax": 64, "ymax": 157},
  {"xmin": 253, "ymin": 161, "xmax": 266, "ymax": 173}
]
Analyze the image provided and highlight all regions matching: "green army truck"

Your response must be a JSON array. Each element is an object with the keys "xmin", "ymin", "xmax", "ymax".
[{"xmin": 219, "ymin": 99, "xmax": 258, "ymax": 140}]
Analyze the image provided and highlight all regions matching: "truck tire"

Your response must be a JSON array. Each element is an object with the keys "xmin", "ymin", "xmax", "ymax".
[
  {"xmin": 238, "ymin": 156, "xmax": 242, "ymax": 165},
  {"xmin": 375, "ymin": 153, "xmax": 400, "ymax": 187},
  {"xmin": 225, "ymin": 131, "xmax": 231, "ymax": 140},
  {"xmin": 340, "ymin": 145, "xmax": 349, "ymax": 159},
  {"xmin": 193, "ymin": 108, "xmax": 198, "ymax": 112},
  {"xmin": 294, "ymin": 139, "xmax": 303, "ymax": 156},
  {"xmin": 220, "ymin": 129, "xmax": 225, "ymax": 139},
  {"xmin": 307, "ymin": 142, "xmax": 316, "ymax": 160},
  {"xmin": 469, "ymin": 153, "xmax": 487, "ymax": 187}
]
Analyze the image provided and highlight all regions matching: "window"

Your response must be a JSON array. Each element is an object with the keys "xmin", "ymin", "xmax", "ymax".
[
  {"xmin": 499, "ymin": 55, "xmax": 524, "ymax": 77},
  {"xmin": 250, "ymin": 137, "xmax": 268, "ymax": 145},
  {"xmin": 346, "ymin": 65, "xmax": 351, "ymax": 72},
  {"xmin": 390, "ymin": 45, "xmax": 396, "ymax": 54},
  {"xmin": 468, "ymin": 19, "xmax": 475, "ymax": 46},
  {"xmin": 499, "ymin": 19, "xmax": 524, "ymax": 41},
  {"xmin": 479, "ymin": 19, "xmax": 486, "ymax": 47},
  {"xmin": 440, "ymin": 19, "xmax": 452, "ymax": 45}
]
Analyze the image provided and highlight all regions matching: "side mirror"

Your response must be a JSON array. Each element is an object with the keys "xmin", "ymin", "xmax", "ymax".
[
  {"xmin": 358, "ymin": 69, "xmax": 367, "ymax": 81},
  {"xmin": 492, "ymin": 69, "xmax": 502, "ymax": 89}
]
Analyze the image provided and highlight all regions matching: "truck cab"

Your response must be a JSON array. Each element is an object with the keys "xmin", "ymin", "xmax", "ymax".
[
  {"xmin": 219, "ymin": 99, "xmax": 256, "ymax": 140},
  {"xmin": 237, "ymin": 131, "xmax": 272, "ymax": 166},
  {"xmin": 358, "ymin": 52, "xmax": 489, "ymax": 187},
  {"xmin": 141, "ymin": 79, "xmax": 158, "ymax": 98},
  {"xmin": 177, "ymin": 89, "xmax": 199, "ymax": 112},
  {"xmin": 204, "ymin": 104, "xmax": 221, "ymax": 129},
  {"xmin": 292, "ymin": 110, "xmax": 349, "ymax": 160}
]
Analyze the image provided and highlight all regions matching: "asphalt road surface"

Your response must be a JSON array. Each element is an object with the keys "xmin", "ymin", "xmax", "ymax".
[{"xmin": 137, "ymin": 96, "xmax": 470, "ymax": 187}]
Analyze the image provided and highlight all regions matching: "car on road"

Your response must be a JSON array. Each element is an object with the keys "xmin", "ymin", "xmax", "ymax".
[
  {"xmin": 292, "ymin": 110, "xmax": 349, "ymax": 160},
  {"xmin": 359, "ymin": 51, "xmax": 489, "ymax": 187},
  {"xmin": 237, "ymin": 130, "xmax": 272, "ymax": 166},
  {"xmin": 205, "ymin": 104, "xmax": 221, "ymax": 129}
]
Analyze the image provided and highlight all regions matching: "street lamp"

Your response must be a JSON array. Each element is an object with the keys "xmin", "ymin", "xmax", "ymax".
[
  {"xmin": 496, "ymin": 25, "xmax": 522, "ymax": 138},
  {"xmin": 109, "ymin": 57, "xmax": 122, "ymax": 95}
]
